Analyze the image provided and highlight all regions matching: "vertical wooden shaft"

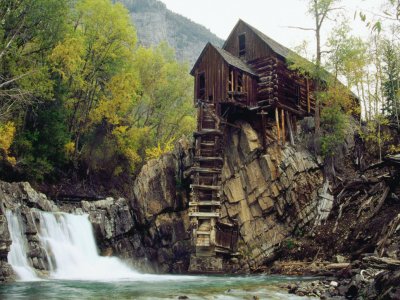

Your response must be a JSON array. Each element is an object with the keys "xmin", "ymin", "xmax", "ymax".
[
  {"xmin": 231, "ymin": 70, "xmax": 234, "ymax": 92},
  {"xmin": 261, "ymin": 110, "xmax": 267, "ymax": 150},
  {"xmin": 306, "ymin": 78, "xmax": 310, "ymax": 113},
  {"xmin": 281, "ymin": 109, "xmax": 285, "ymax": 144},
  {"xmin": 275, "ymin": 107, "xmax": 281, "ymax": 144},
  {"xmin": 286, "ymin": 112, "xmax": 295, "ymax": 145}
]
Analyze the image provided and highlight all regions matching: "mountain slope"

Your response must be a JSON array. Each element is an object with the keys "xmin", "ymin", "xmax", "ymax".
[{"xmin": 118, "ymin": 0, "xmax": 224, "ymax": 65}]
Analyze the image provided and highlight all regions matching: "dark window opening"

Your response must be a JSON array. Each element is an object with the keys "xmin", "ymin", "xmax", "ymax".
[
  {"xmin": 208, "ymin": 95, "xmax": 213, "ymax": 102},
  {"xmin": 197, "ymin": 72, "xmax": 205, "ymax": 100},
  {"xmin": 239, "ymin": 34, "xmax": 246, "ymax": 57}
]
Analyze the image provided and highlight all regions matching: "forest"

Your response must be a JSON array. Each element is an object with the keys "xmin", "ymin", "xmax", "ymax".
[{"xmin": 0, "ymin": 0, "xmax": 196, "ymax": 184}]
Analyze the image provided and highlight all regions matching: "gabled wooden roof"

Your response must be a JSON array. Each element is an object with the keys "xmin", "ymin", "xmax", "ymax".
[
  {"xmin": 224, "ymin": 20, "xmax": 359, "ymax": 99},
  {"xmin": 223, "ymin": 19, "xmax": 295, "ymax": 59},
  {"xmin": 190, "ymin": 42, "xmax": 257, "ymax": 76}
]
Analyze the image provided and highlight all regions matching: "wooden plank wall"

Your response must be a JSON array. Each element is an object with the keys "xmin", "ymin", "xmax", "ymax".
[
  {"xmin": 225, "ymin": 68, "xmax": 258, "ymax": 106},
  {"xmin": 193, "ymin": 46, "xmax": 258, "ymax": 107},
  {"xmin": 223, "ymin": 22, "xmax": 273, "ymax": 62},
  {"xmin": 193, "ymin": 46, "xmax": 229, "ymax": 104}
]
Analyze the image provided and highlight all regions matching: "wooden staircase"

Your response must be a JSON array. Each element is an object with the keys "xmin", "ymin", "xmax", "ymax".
[{"xmin": 189, "ymin": 100, "xmax": 225, "ymax": 257}]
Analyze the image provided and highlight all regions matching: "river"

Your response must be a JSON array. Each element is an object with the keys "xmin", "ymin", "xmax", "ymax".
[{"xmin": 3, "ymin": 210, "xmax": 313, "ymax": 299}]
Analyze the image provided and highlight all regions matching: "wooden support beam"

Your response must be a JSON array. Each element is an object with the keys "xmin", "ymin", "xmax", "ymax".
[
  {"xmin": 261, "ymin": 110, "xmax": 267, "ymax": 150},
  {"xmin": 190, "ymin": 184, "xmax": 220, "ymax": 191},
  {"xmin": 276, "ymin": 102, "xmax": 306, "ymax": 117},
  {"xmin": 194, "ymin": 129, "xmax": 223, "ymax": 137},
  {"xmin": 194, "ymin": 156, "xmax": 224, "ymax": 163},
  {"xmin": 286, "ymin": 112, "xmax": 295, "ymax": 145},
  {"xmin": 275, "ymin": 107, "xmax": 281, "ymax": 144},
  {"xmin": 281, "ymin": 109, "xmax": 285, "ymax": 144},
  {"xmin": 306, "ymin": 78, "xmax": 310, "ymax": 113},
  {"xmin": 189, "ymin": 201, "xmax": 221, "ymax": 207},
  {"xmin": 189, "ymin": 211, "xmax": 220, "ymax": 218},
  {"xmin": 191, "ymin": 167, "xmax": 221, "ymax": 174}
]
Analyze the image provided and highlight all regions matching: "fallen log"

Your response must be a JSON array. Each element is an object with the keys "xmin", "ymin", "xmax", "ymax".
[
  {"xmin": 369, "ymin": 186, "xmax": 390, "ymax": 219},
  {"xmin": 325, "ymin": 263, "xmax": 351, "ymax": 270},
  {"xmin": 362, "ymin": 256, "xmax": 400, "ymax": 270}
]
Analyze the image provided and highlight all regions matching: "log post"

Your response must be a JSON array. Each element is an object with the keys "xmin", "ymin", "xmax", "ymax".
[
  {"xmin": 275, "ymin": 107, "xmax": 281, "ymax": 144},
  {"xmin": 286, "ymin": 112, "xmax": 295, "ymax": 145},
  {"xmin": 306, "ymin": 78, "xmax": 310, "ymax": 113},
  {"xmin": 281, "ymin": 109, "xmax": 285, "ymax": 144}
]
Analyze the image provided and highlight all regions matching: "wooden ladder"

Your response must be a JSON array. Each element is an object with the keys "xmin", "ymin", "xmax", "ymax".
[{"xmin": 189, "ymin": 100, "xmax": 225, "ymax": 256}]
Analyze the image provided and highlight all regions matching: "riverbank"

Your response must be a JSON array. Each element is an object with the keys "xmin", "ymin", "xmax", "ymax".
[{"xmin": 273, "ymin": 257, "xmax": 400, "ymax": 299}]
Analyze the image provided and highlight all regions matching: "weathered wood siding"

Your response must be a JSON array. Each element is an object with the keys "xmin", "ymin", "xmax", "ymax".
[
  {"xmin": 193, "ymin": 45, "xmax": 258, "ymax": 107},
  {"xmin": 193, "ymin": 46, "xmax": 229, "ymax": 104},
  {"xmin": 224, "ymin": 22, "xmax": 273, "ymax": 62},
  {"xmin": 221, "ymin": 67, "xmax": 258, "ymax": 107}
]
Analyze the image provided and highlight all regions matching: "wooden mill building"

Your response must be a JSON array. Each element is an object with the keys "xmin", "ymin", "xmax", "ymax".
[{"xmin": 188, "ymin": 20, "xmax": 320, "ymax": 263}]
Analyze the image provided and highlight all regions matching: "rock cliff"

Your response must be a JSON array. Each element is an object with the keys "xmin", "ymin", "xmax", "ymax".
[
  {"xmin": 0, "ymin": 181, "xmax": 59, "ymax": 281},
  {"xmin": 219, "ymin": 121, "xmax": 330, "ymax": 271},
  {"xmin": 118, "ymin": 0, "xmax": 224, "ymax": 64}
]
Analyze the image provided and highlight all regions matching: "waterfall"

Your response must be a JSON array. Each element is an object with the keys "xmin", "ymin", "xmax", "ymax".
[
  {"xmin": 6, "ymin": 210, "xmax": 39, "ymax": 281},
  {"xmin": 6, "ymin": 209, "xmax": 193, "ymax": 282},
  {"xmin": 36, "ymin": 211, "xmax": 140, "ymax": 281}
]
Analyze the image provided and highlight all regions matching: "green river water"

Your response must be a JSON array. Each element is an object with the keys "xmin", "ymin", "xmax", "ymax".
[{"xmin": 0, "ymin": 275, "xmax": 313, "ymax": 299}]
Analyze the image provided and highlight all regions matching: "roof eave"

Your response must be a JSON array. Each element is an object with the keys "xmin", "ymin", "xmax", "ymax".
[{"xmin": 190, "ymin": 42, "xmax": 212, "ymax": 76}]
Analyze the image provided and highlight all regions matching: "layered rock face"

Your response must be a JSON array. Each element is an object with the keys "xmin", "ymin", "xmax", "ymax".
[
  {"xmin": 130, "ymin": 138, "xmax": 193, "ymax": 273},
  {"xmin": 0, "ymin": 181, "xmax": 59, "ymax": 281},
  {"xmin": 0, "ymin": 205, "xmax": 15, "ymax": 281},
  {"xmin": 219, "ymin": 121, "xmax": 330, "ymax": 270}
]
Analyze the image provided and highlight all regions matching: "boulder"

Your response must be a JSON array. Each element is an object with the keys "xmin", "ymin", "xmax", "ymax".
[{"xmin": 133, "ymin": 154, "xmax": 178, "ymax": 224}]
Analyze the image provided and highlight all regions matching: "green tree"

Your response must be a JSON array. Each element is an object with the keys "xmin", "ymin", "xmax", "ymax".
[
  {"xmin": 308, "ymin": 0, "xmax": 342, "ymax": 133},
  {"xmin": 0, "ymin": 0, "xmax": 69, "ymax": 122},
  {"xmin": 382, "ymin": 39, "xmax": 400, "ymax": 128},
  {"xmin": 131, "ymin": 43, "xmax": 195, "ymax": 149},
  {"xmin": 51, "ymin": 0, "xmax": 138, "ymax": 159}
]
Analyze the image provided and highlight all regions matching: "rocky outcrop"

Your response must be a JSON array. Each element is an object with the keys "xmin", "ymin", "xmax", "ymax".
[
  {"xmin": 129, "ymin": 138, "xmax": 193, "ymax": 273},
  {"xmin": 133, "ymin": 154, "xmax": 180, "ymax": 224},
  {"xmin": 0, "ymin": 181, "xmax": 60, "ymax": 281},
  {"xmin": 219, "ymin": 121, "xmax": 329, "ymax": 271},
  {"xmin": 0, "ymin": 211, "xmax": 14, "ymax": 282}
]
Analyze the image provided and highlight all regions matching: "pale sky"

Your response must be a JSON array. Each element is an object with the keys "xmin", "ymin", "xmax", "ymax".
[{"xmin": 159, "ymin": 0, "xmax": 383, "ymax": 55}]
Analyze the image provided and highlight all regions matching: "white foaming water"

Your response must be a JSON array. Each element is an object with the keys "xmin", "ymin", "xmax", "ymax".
[
  {"xmin": 5, "ymin": 210, "xmax": 39, "ymax": 281},
  {"xmin": 37, "ymin": 211, "xmax": 141, "ymax": 281},
  {"xmin": 36, "ymin": 211, "xmax": 194, "ymax": 282},
  {"xmin": 6, "ymin": 209, "xmax": 196, "ymax": 282}
]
